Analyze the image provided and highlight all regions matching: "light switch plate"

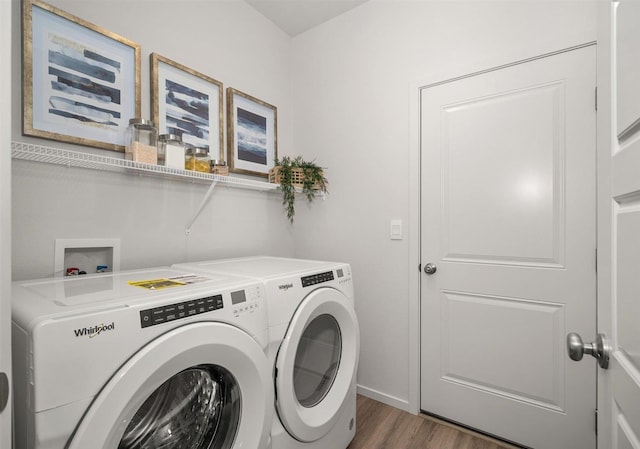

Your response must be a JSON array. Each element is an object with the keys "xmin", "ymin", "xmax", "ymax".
[{"xmin": 390, "ymin": 219, "xmax": 402, "ymax": 240}]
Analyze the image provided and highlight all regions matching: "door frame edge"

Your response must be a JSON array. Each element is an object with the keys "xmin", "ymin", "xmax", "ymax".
[{"xmin": 407, "ymin": 80, "xmax": 422, "ymax": 415}]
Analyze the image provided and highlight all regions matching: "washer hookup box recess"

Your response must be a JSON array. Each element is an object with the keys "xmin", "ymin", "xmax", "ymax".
[{"xmin": 54, "ymin": 238, "xmax": 121, "ymax": 277}]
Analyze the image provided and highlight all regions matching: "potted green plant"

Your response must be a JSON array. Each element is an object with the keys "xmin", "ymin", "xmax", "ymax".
[{"xmin": 270, "ymin": 156, "xmax": 328, "ymax": 223}]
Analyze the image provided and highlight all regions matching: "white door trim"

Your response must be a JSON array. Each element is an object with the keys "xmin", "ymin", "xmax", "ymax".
[
  {"xmin": 595, "ymin": 2, "xmax": 613, "ymax": 446},
  {"xmin": 0, "ymin": 0, "xmax": 12, "ymax": 447},
  {"xmin": 408, "ymin": 41, "xmax": 599, "ymax": 417}
]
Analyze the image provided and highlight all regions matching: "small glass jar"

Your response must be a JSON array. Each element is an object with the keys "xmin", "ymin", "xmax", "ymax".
[
  {"xmin": 157, "ymin": 134, "xmax": 185, "ymax": 169},
  {"xmin": 185, "ymin": 146, "xmax": 210, "ymax": 173},
  {"xmin": 210, "ymin": 159, "xmax": 229, "ymax": 176},
  {"xmin": 125, "ymin": 118, "xmax": 158, "ymax": 164}
]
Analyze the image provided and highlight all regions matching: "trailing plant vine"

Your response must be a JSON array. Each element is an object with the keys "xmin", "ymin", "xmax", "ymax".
[{"xmin": 274, "ymin": 156, "xmax": 328, "ymax": 223}]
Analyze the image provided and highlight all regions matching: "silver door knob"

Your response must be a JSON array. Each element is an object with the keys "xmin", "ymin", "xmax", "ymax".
[
  {"xmin": 423, "ymin": 263, "xmax": 437, "ymax": 275},
  {"xmin": 566, "ymin": 332, "xmax": 610, "ymax": 369}
]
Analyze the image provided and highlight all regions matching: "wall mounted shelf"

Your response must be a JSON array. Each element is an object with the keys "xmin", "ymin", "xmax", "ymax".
[
  {"xmin": 11, "ymin": 141, "xmax": 281, "ymax": 233},
  {"xmin": 11, "ymin": 141, "xmax": 278, "ymax": 192}
]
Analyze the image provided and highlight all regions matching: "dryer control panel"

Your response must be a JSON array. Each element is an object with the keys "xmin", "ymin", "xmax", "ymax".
[
  {"xmin": 301, "ymin": 271, "xmax": 335, "ymax": 287},
  {"xmin": 300, "ymin": 268, "xmax": 344, "ymax": 287},
  {"xmin": 139, "ymin": 295, "xmax": 223, "ymax": 328}
]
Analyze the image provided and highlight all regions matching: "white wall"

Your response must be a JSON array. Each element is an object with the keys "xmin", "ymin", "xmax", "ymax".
[
  {"xmin": 290, "ymin": 0, "xmax": 597, "ymax": 411},
  {"xmin": 11, "ymin": 0, "xmax": 297, "ymax": 280}
]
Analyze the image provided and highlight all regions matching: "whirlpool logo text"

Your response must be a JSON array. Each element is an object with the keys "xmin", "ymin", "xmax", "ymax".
[
  {"xmin": 278, "ymin": 283, "xmax": 294, "ymax": 291},
  {"xmin": 73, "ymin": 322, "xmax": 115, "ymax": 338}
]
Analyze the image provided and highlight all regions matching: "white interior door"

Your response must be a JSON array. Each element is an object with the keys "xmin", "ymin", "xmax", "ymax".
[
  {"xmin": 602, "ymin": 0, "xmax": 640, "ymax": 447},
  {"xmin": 420, "ymin": 45, "xmax": 597, "ymax": 449},
  {"xmin": 0, "ymin": 0, "xmax": 12, "ymax": 447}
]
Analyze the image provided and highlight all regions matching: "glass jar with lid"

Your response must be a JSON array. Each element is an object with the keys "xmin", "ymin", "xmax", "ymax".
[
  {"xmin": 125, "ymin": 118, "xmax": 158, "ymax": 164},
  {"xmin": 210, "ymin": 159, "xmax": 229, "ymax": 176},
  {"xmin": 185, "ymin": 146, "xmax": 210, "ymax": 173},
  {"xmin": 157, "ymin": 134, "xmax": 185, "ymax": 169}
]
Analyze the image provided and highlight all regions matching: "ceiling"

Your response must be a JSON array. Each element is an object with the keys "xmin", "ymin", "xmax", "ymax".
[{"xmin": 244, "ymin": 0, "xmax": 369, "ymax": 36}]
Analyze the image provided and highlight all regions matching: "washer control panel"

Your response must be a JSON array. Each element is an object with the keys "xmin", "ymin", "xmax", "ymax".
[
  {"xmin": 232, "ymin": 285, "xmax": 262, "ymax": 316},
  {"xmin": 140, "ymin": 295, "xmax": 223, "ymax": 328}
]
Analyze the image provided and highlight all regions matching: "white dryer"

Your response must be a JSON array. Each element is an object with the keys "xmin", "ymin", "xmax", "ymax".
[
  {"xmin": 12, "ymin": 267, "xmax": 273, "ymax": 449},
  {"xmin": 173, "ymin": 256, "xmax": 360, "ymax": 449}
]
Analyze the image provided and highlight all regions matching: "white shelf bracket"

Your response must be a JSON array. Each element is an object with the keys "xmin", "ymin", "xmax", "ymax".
[{"xmin": 186, "ymin": 180, "xmax": 218, "ymax": 235}]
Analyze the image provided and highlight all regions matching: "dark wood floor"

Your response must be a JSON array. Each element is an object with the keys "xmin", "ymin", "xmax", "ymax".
[{"xmin": 347, "ymin": 395, "xmax": 522, "ymax": 449}]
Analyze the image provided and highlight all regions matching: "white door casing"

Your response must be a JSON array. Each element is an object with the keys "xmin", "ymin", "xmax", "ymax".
[
  {"xmin": 0, "ymin": 0, "xmax": 12, "ymax": 447},
  {"xmin": 420, "ymin": 45, "xmax": 597, "ymax": 449}
]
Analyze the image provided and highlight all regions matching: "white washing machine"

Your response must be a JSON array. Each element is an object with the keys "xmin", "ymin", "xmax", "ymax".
[
  {"xmin": 12, "ymin": 267, "xmax": 273, "ymax": 449},
  {"xmin": 173, "ymin": 256, "xmax": 360, "ymax": 449}
]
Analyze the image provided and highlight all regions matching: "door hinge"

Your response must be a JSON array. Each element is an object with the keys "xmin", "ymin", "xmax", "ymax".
[
  {"xmin": 595, "ymin": 409, "xmax": 598, "ymax": 435},
  {"xmin": 595, "ymin": 248, "xmax": 598, "ymax": 273},
  {"xmin": 595, "ymin": 87, "xmax": 598, "ymax": 111},
  {"xmin": 418, "ymin": 263, "xmax": 422, "ymax": 273}
]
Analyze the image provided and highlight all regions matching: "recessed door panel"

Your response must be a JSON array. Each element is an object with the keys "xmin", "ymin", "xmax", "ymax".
[
  {"xmin": 443, "ymin": 83, "xmax": 563, "ymax": 267},
  {"xmin": 441, "ymin": 291, "xmax": 564, "ymax": 410},
  {"xmin": 616, "ymin": 423, "xmax": 636, "ymax": 449},
  {"xmin": 616, "ymin": 211, "xmax": 640, "ymax": 372},
  {"xmin": 612, "ymin": 355, "xmax": 640, "ymax": 447},
  {"xmin": 616, "ymin": 0, "xmax": 640, "ymax": 138}
]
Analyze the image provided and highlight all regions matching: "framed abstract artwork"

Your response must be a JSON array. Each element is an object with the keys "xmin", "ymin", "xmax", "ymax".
[
  {"xmin": 227, "ymin": 87, "xmax": 277, "ymax": 178},
  {"xmin": 150, "ymin": 53, "xmax": 223, "ymax": 157},
  {"xmin": 22, "ymin": 0, "xmax": 141, "ymax": 152}
]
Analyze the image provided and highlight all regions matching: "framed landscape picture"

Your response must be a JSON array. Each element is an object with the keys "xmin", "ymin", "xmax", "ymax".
[
  {"xmin": 22, "ymin": 0, "xmax": 140, "ymax": 152},
  {"xmin": 227, "ymin": 87, "xmax": 277, "ymax": 178},
  {"xmin": 150, "ymin": 53, "xmax": 223, "ymax": 157}
]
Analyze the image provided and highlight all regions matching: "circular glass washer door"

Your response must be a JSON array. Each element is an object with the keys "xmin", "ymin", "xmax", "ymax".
[
  {"xmin": 67, "ymin": 322, "xmax": 273, "ymax": 449},
  {"xmin": 275, "ymin": 287, "xmax": 360, "ymax": 443},
  {"xmin": 118, "ymin": 365, "xmax": 239, "ymax": 449}
]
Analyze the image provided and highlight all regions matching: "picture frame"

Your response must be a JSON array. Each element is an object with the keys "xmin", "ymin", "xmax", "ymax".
[
  {"xmin": 150, "ymin": 53, "xmax": 223, "ymax": 157},
  {"xmin": 227, "ymin": 87, "xmax": 277, "ymax": 178},
  {"xmin": 22, "ymin": 0, "xmax": 141, "ymax": 152}
]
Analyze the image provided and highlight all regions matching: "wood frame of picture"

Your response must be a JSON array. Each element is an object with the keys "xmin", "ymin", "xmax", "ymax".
[
  {"xmin": 226, "ymin": 87, "xmax": 277, "ymax": 178},
  {"xmin": 23, "ymin": 0, "xmax": 141, "ymax": 152},
  {"xmin": 150, "ymin": 53, "xmax": 223, "ymax": 158}
]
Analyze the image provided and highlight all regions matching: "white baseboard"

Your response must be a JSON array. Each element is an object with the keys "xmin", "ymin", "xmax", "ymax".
[{"xmin": 356, "ymin": 384, "xmax": 413, "ymax": 414}]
